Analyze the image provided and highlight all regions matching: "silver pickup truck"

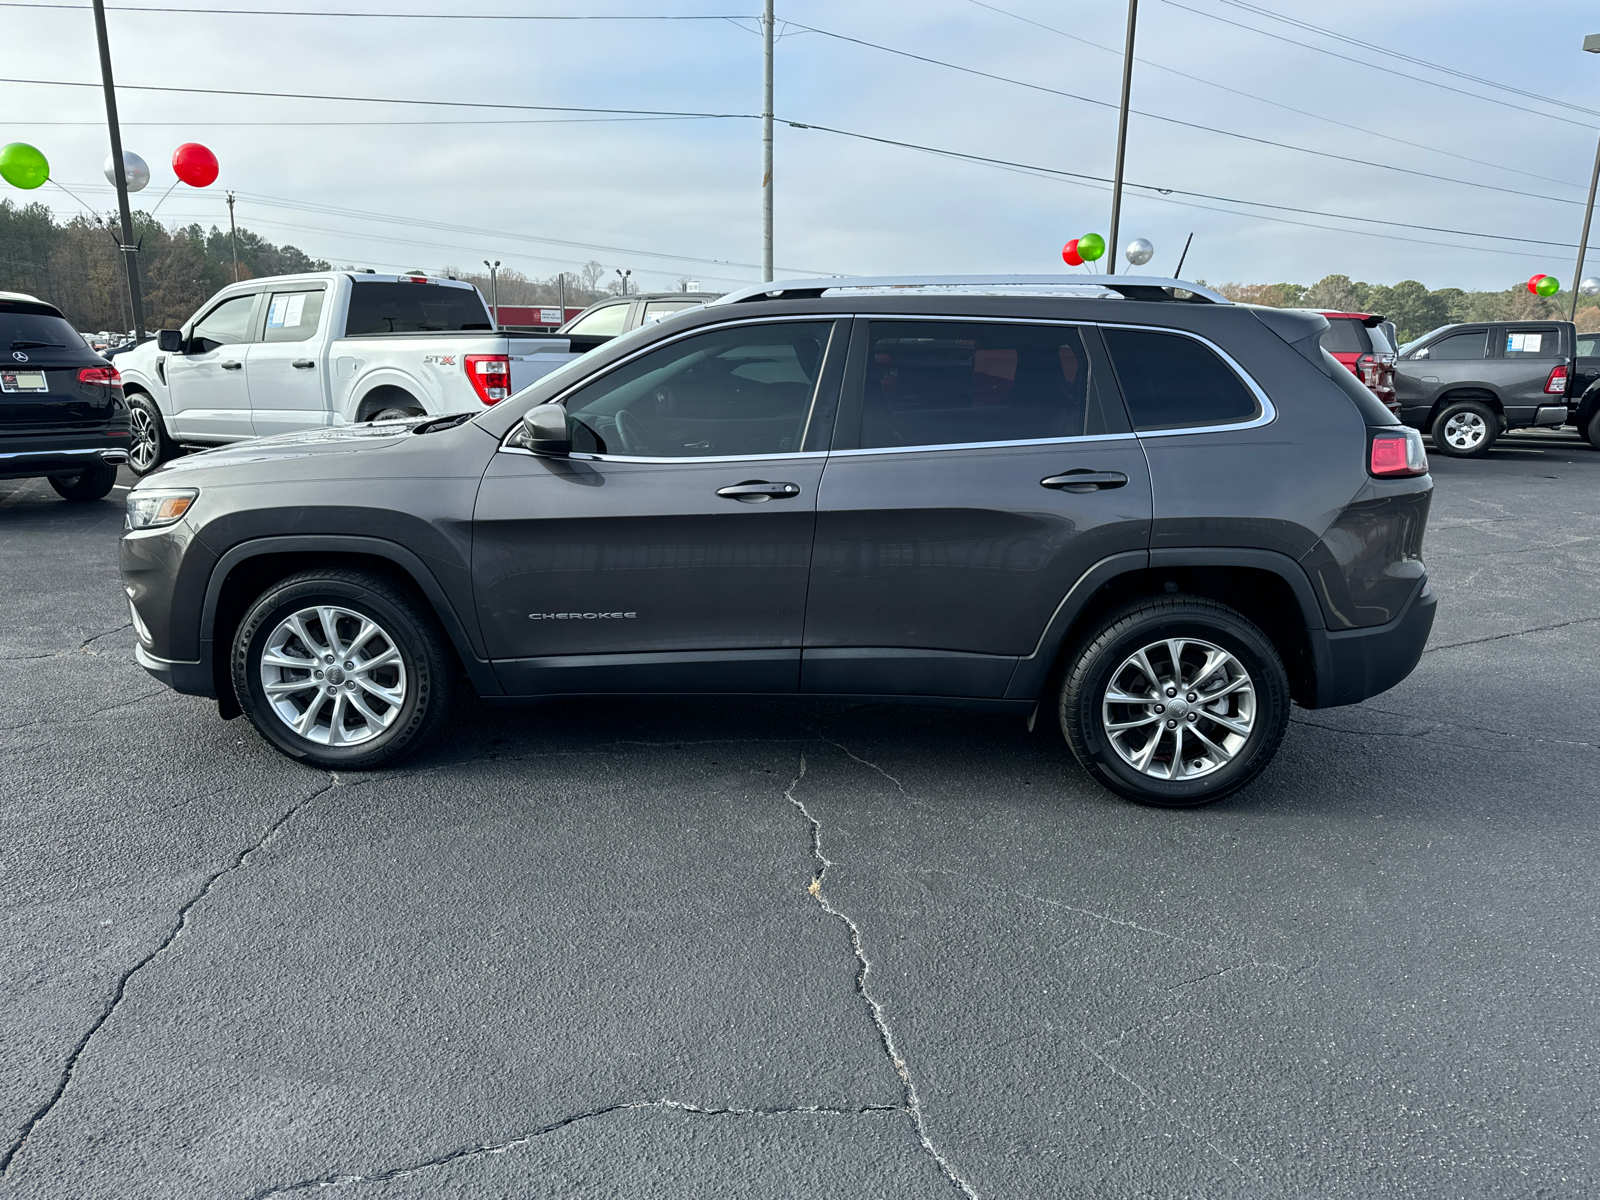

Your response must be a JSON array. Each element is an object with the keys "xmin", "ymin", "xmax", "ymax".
[{"xmin": 115, "ymin": 272, "xmax": 588, "ymax": 475}]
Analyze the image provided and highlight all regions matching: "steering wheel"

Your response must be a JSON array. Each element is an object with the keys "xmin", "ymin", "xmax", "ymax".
[{"xmin": 614, "ymin": 408, "xmax": 652, "ymax": 455}]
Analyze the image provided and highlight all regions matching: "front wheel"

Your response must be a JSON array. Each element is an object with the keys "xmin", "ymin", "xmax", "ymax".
[
  {"xmin": 232, "ymin": 570, "xmax": 454, "ymax": 769},
  {"xmin": 1058, "ymin": 597, "xmax": 1290, "ymax": 807},
  {"xmin": 49, "ymin": 461, "xmax": 117, "ymax": 501},
  {"xmin": 127, "ymin": 392, "xmax": 179, "ymax": 476}
]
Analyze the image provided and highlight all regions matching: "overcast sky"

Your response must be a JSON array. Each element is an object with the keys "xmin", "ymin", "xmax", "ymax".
[{"xmin": 5, "ymin": 0, "xmax": 1600, "ymax": 294}]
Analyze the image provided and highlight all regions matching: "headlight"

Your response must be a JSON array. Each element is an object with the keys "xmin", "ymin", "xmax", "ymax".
[{"xmin": 125, "ymin": 488, "xmax": 198, "ymax": 530}]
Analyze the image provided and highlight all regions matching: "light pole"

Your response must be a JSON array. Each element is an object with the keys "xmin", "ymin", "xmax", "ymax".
[
  {"xmin": 1106, "ymin": 0, "xmax": 1138, "ymax": 276},
  {"xmin": 615, "ymin": 268, "xmax": 631, "ymax": 295},
  {"xmin": 91, "ymin": 0, "xmax": 146, "ymax": 340},
  {"xmin": 762, "ymin": 0, "xmax": 775, "ymax": 282},
  {"xmin": 483, "ymin": 259, "xmax": 500, "ymax": 327},
  {"xmin": 1570, "ymin": 33, "xmax": 1600, "ymax": 322}
]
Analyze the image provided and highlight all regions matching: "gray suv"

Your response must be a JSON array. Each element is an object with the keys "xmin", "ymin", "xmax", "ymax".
[{"xmin": 121, "ymin": 277, "xmax": 1436, "ymax": 807}]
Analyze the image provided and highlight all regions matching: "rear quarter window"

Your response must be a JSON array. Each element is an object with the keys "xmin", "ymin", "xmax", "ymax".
[{"xmin": 1100, "ymin": 327, "xmax": 1260, "ymax": 431}]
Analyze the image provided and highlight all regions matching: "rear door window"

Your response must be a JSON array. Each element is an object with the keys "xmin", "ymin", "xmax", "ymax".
[
  {"xmin": 1425, "ymin": 330, "xmax": 1487, "ymax": 360},
  {"xmin": 854, "ymin": 321, "xmax": 1125, "ymax": 449},
  {"xmin": 343, "ymin": 282, "xmax": 491, "ymax": 334},
  {"xmin": 262, "ymin": 288, "xmax": 327, "ymax": 343},
  {"xmin": 565, "ymin": 303, "xmax": 630, "ymax": 337},
  {"xmin": 1577, "ymin": 334, "xmax": 1600, "ymax": 358},
  {"xmin": 1100, "ymin": 327, "xmax": 1260, "ymax": 432},
  {"xmin": 1502, "ymin": 327, "xmax": 1559, "ymax": 357}
]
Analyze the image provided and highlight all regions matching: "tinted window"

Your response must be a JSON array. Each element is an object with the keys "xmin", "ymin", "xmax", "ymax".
[
  {"xmin": 858, "ymin": 321, "xmax": 1123, "ymax": 449},
  {"xmin": 1318, "ymin": 318, "xmax": 1369, "ymax": 355},
  {"xmin": 642, "ymin": 300, "xmax": 703, "ymax": 325},
  {"xmin": 566, "ymin": 303, "xmax": 629, "ymax": 337},
  {"xmin": 1100, "ymin": 327, "xmax": 1260, "ymax": 431},
  {"xmin": 1427, "ymin": 331, "xmax": 1486, "ymax": 360},
  {"xmin": 563, "ymin": 321, "xmax": 832, "ymax": 458},
  {"xmin": 343, "ymin": 282, "xmax": 490, "ymax": 335},
  {"xmin": 191, "ymin": 294, "xmax": 259, "ymax": 350},
  {"xmin": 1578, "ymin": 335, "xmax": 1600, "ymax": 358},
  {"xmin": 1503, "ymin": 327, "xmax": 1558, "ymax": 357},
  {"xmin": 263, "ymin": 289, "xmax": 327, "ymax": 344},
  {"xmin": 1, "ymin": 303, "xmax": 94, "ymax": 362}
]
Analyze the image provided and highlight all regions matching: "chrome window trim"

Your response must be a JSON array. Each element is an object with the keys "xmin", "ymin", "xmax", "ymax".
[
  {"xmin": 498, "ymin": 446, "xmax": 828, "ymax": 465},
  {"xmin": 829, "ymin": 432, "xmax": 1137, "ymax": 458},
  {"xmin": 1094, "ymin": 320, "xmax": 1276, "ymax": 437},
  {"xmin": 496, "ymin": 312, "xmax": 850, "ymax": 457}
]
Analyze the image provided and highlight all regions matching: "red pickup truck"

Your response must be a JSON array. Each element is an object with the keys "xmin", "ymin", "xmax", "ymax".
[{"xmin": 1313, "ymin": 310, "xmax": 1399, "ymax": 416}]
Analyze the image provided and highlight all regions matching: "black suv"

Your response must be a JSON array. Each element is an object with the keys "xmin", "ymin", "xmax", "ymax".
[
  {"xmin": 121, "ymin": 276, "xmax": 1435, "ymax": 807},
  {"xmin": 2, "ymin": 291, "xmax": 130, "ymax": 499}
]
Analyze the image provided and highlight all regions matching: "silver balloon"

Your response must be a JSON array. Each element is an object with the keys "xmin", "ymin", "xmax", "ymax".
[
  {"xmin": 1581, "ymin": 277, "xmax": 1600, "ymax": 297},
  {"xmin": 1124, "ymin": 237, "xmax": 1154, "ymax": 267},
  {"xmin": 103, "ymin": 150, "xmax": 150, "ymax": 193}
]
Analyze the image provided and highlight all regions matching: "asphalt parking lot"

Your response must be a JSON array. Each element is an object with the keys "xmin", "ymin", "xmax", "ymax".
[{"xmin": 2, "ymin": 432, "xmax": 1597, "ymax": 1200}]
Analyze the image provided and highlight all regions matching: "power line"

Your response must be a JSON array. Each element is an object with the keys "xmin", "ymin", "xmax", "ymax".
[
  {"xmin": 962, "ymin": 0, "xmax": 1581, "ymax": 190},
  {"xmin": 1209, "ymin": 0, "xmax": 1600, "ymax": 122},
  {"xmin": 779, "ymin": 120, "xmax": 1598, "ymax": 259},
  {"xmin": 6, "ymin": 116, "xmax": 725, "ymax": 126},
  {"xmin": 783, "ymin": 21, "xmax": 1588, "ymax": 208},
  {"xmin": 1156, "ymin": 0, "xmax": 1600, "ymax": 132},
  {"xmin": 0, "ymin": 3, "xmax": 753, "ymax": 16},
  {"xmin": 0, "ymin": 77, "xmax": 760, "ymax": 119}
]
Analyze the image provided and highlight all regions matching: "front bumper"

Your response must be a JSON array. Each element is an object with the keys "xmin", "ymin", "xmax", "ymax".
[
  {"xmin": 1308, "ymin": 578, "xmax": 1437, "ymax": 708},
  {"xmin": 135, "ymin": 643, "xmax": 214, "ymax": 697}
]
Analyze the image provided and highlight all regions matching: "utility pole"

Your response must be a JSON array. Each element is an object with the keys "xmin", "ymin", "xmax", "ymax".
[
  {"xmin": 483, "ymin": 259, "xmax": 500, "ymax": 327},
  {"xmin": 1570, "ymin": 34, "xmax": 1600, "ymax": 321},
  {"xmin": 557, "ymin": 272, "xmax": 567, "ymax": 322},
  {"xmin": 762, "ymin": 0, "xmax": 775, "ymax": 282},
  {"xmin": 1106, "ymin": 0, "xmax": 1138, "ymax": 277},
  {"xmin": 91, "ymin": 0, "xmax": 145, "ymax": 340},
  {"xmin": 226, "ymin": 191, "xmax": 239, "ymax": 282}
]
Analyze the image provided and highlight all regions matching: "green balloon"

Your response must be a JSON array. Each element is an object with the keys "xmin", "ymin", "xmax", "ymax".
[
  {"xmin": 1077, "ymin": 232, "xmax": 1106, "ymax": 261},
  {"xmin": 1535, "ymin": 274, "xmax": 1560, "ymax": 298},
  {"xmin": 0, "ymin": 142, "xmax": 49, "ymax": 190}
]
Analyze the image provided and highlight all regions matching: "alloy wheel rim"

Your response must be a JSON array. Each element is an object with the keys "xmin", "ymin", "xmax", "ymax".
[
  {"xmin": 1101, "ymin": 637, "xmax": 1256, "ymax": 781},
  {"xmin": 129, "ymin": 405, "xmax": 157, "ymax": 472},
  {"xmin": 1443, "ymin": 411, "xmax": 1486, "ymax": 450},
  {"xmin": 259, "ymin": 605, "xmax": 407, "ymax": 746}
]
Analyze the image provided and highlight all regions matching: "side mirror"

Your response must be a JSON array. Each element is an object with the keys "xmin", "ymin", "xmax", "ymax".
[
  {"xmin": 519, "ymin": 402, "xmax": 571, "ymax": 456},
  {"xmin": 156, "ymin": 329, "xmax": 184, "ymax": 353}
]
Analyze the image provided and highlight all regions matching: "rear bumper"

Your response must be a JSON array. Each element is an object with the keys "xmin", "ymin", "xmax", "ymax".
[
  {"xmin": 1534, "ymin": 405, "xmax": 1568, "ymax": 427},
  {"xmin": 135, "ymin": 643, "xmax": 214, "ymax": 698},
  {"xmin": 1308, "ymin": 578, "xmax": 1436, "ymax": 708},
  {"xmin": 0, "ymin": 431, "xmax": 130, "ymax": 479}
]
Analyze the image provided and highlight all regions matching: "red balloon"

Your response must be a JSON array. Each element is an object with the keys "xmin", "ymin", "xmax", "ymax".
[
  {"xmin": 1528, "ymin": 273, "xmax": 1547, "ymax": 295},
  {"xmin": 172, "ymin": 142, "xmax": 218, "ymax": 187},
  {"xmin": 1062, "ymin": 238, "xmax": 1084, "ymax": 267}
]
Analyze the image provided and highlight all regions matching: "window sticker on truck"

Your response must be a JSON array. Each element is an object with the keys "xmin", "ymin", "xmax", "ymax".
[{"xmin": 1506, "ymin": 333, "xmax": 1544, "ymax": 354}]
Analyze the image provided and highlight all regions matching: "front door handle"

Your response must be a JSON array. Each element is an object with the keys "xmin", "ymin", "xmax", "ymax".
[
  {"xmin": 292, "ymin": 359, "xmax": 316, "ymax": 370},
  {"xmin": 220, "ymin": 360, "xmax": 242, "ymax": 371},
  {"xmin": 1041, "ymin": 470, "xmax": 1128, "ymax": 492},
  {"xmin": 716, "ymin": 480, "xmax": 802, "ymax": 503}
]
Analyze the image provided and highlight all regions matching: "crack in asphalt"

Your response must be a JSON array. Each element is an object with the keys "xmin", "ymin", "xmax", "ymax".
[
  {"xmin": 79, "ymin": 622, "xmax": 133, "ymax": 654},
  {"xmin": 1423, "ymin": 614, "xmax": 1600, "ymax": 653},
  {"xmin": 1, "ymin": 622, "xmax": 135, "ymax": 664},
  {"xmin": 0, "ymin": 687, "xmax": 167, "ymax": 733},
  {"xmin": 248, "ymin": 1099, "xmax": 907, "ymax": 1198},
  {"xmin": 1289, "ymin": 715, "xmax": 1599, "ymax": 753},
  {"xmin": 785, "ymin": 752, "xmax": 979, "ymax": 1199},
  {"xmin": 0, "ymin": 773, "xmax": 341, "ymax": 1176}
]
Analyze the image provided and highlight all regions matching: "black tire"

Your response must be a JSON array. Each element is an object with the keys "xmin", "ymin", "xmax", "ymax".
[
  {"xmin": 48, "ymin": 461, "xmax": 117, "ymax": 501},
  {"xmin": 127, "ymin": 391, "xmax": 179, "ymax": 476},
  {"xmin": 1584, "ymin": 410, "xmax": 1600, "ymax": 450},
  {"xmin": 1431, "ymin": 399, "xmax": 1498, "ymax": 458},
  {"xmin": 371, "ymin": 407, "xmax": 424, "ymax": 421},
  {"xmin": 1058, "ymin": 596, "xmax": 1290, "ymax": 808},
  {"xmin": 232, "ymin": 569, "xmax": 454, "ymax": 769}
]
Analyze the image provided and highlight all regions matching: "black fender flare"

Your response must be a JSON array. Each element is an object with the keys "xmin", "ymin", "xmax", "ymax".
[
  {"xmin": 1003, "ymin": 547, "xmax": 1327, "ymax": 700},
  {"xmin": 200, "ymin": 534, "xmax": 502, "ymax": 697}
]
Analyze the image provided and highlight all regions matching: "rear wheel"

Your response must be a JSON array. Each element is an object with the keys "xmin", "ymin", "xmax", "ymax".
[
  {"xmin": 1058, "ymin": 596, "xmax": 1290, "ymax": 807},
  {"xmin": 232, "ymin": 570, "xmax": 454, "ymax": 769},
  {"xmin": 48, "ymin": 461, "xmax": 117, "ymax": 501},
  {"xmin": 371, "ymin": 406, "xmax": 424, "ymax": 421},
  {"xmin": 127, "ymin": 392, "xmax": 179, "ymax": 475},
  {"xmin": 1431, "ymin": 399, "xmax": 1498, "ymax": 458},
  {"xmin": 1584, "ymin": 410, "xmax": 1600, "ymax": 450}
]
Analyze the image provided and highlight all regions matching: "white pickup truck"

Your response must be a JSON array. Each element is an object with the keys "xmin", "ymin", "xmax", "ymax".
[{"xmin": 116, "ymin": 271, "xmax": 585, "ymax": 475}]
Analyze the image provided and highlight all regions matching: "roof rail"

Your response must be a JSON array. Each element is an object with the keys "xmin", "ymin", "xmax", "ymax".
[{"xmin": 709, "ymin": 275, "xmax": 1229, "ymax": 307}]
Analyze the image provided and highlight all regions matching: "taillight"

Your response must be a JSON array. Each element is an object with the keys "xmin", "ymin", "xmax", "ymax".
[
  {"xmin": 1357, "ymin": 353, "xmax": 1380, "ymax": 388},
  {"xmin": 78, "ymin": 366, "xmax": 121, "ymax": 387},
  {"xmin": 464, "ymin": 354, "xmax": 510, "ymax": 405},
  {"xmin": 1369, "ymin": 428, "xmax": 1428, "ymax": 478},
  {"xmin": 1544, "ymin": 364, "xmax": 1569, "ymax": 395}
]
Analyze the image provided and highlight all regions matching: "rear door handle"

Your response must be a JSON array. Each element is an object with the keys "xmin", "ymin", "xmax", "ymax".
[
  {"xmin": 292, "ymin": 359, "xmax": 316, "ymax": 369},
  {"xmin": 716, "ymin": 480, "xmax": 802, "ymax": 503},
  {"xmin": 220, "ymin": 360, "xmax": 242, "ymax": 371},
  {"xmin": 1041, "ymin": 470, "xmax": 1128, "ymax": 492}
]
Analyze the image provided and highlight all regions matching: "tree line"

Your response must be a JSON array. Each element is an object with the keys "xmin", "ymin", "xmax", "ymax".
[{"xmin": 1207, "ymin": 274, "xmax": 1600, "ymax": 343}]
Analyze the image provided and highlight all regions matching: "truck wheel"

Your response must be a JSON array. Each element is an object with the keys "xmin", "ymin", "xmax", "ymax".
[
  {"xmin": 128, "ymin": 392, "xmax": 179, "ymax": 475},
  {"xmin": 371, "ymin": 406, "xmax": 424, "ymax": 421},
  {"xmin": 1058, "ymin": 596, "xmax": 1290, "ymax": 808},
  {"xmin": 48, "ymin": 462, "xmax": 117, "ymax": 501},
  {"xmin": 1431, "ymin": 399, "xmax": 1498, "ymax": 458},
  {"xmin": 232, "ymin": 569, "xmax": 454, "ymax": 769},
  {"xmin": 1585, "ymin": 410, "xmax": 1600, "ymax": 450}
]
